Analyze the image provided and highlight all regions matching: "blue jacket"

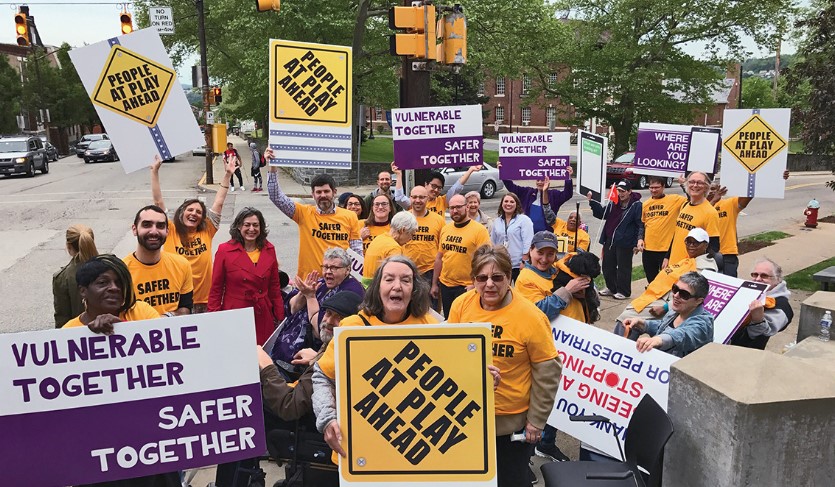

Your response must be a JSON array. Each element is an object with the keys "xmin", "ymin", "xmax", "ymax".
[
  {"xmin": 646, "ymin": 304, "xmax": 714, "ymax": 357},
  {"xmin": 502, "ymin": 179, "xmax": 574, "ymax": 231},
  {"xmin": 589, "ymin": 192, "xmax": 643, "ymax": 249}
]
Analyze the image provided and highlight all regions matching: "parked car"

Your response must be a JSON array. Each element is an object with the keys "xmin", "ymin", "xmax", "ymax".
[
  {"xmin": 39, "ymin": 136, "xmax": 59, "ymax": 161},
  {"xmin": 440, "ymin": 162, "xmax": 505, "ymax": 199},
  {"xmin": 192, "ymin": 145, "xmax": 207, "ymax": 156},
  {"xmin": 607, "ymin": 152, "xmax": 673, "ymax": 189},
  {"xmin": 83, "ymin": 140, "xmax": 119, "ymax": 163},
  {"xmin": 0, "ymin": 135, "xmax": 49, "ymax": 177},
  {"xmin": 75, "ymin": 133, "xmax": 109, "ymax": 157}
]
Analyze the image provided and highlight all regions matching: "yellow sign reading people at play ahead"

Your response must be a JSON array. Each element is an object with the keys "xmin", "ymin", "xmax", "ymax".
[
  {"xmin": 92, "ymin": 46, "xmax": 175, "ymax": 127},
  {"xmin": 270, "ymin": 40, "xmax": 351, "ymax": 127},
  {"xmin": 722, "ymin": 114, "xmax": 787, "ymax": 173},
  {"xmin": 336, "ymin": 324, "xmax": 496, "ymax": 485}
]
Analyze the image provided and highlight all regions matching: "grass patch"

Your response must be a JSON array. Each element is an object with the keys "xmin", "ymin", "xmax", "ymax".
[
  {"xmin": 740, "ymin": 231, "xmax": 791, "ymax": 243},
  {"xmin": 789, "ymin": 140, "xmax": 804, "ymax": 154},
  {"xmin": 785, "ymin": 256, "xmax": 835, "ymax": 291},
  {"xmin": 593, "ymin": 265, "xmax": 647, "ymax": 290},
  {"xmin": 358, "ymin": 137, "xmax": 499, "ymax": 163}
]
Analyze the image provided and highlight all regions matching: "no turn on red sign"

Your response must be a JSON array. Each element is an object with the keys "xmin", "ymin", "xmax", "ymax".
[{"xmin": 150, "ymin": 7, "xmax": 174, "ymax": 35}]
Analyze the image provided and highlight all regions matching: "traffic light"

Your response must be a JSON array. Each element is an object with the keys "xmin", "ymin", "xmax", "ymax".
[
  {"xmin": 120, "ymin": 11, "xmax": 133, "ymax": 35},
  {"xmin": 14, "ymin": 11, "xmax": 30, "ymax": 47},
  {"xmin": 388, "ymin": 4, "xmax": 436, "ymax": 60},
  {"xmin": 255, "ymin": 0, "xmax": 281, "ymax": 12},
  {"xmin": 207, "ymin": 88, "xmax": 216, "ymax": 106},
  {"xmin": 437, "ymin": 8, "xmax": 467, "ymax": 65},
  {"xmin": 213, "ymin": 87, "xmax": 222, "ymax": 104}
]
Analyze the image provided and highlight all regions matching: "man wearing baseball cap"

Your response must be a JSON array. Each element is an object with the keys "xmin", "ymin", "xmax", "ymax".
[{"xmin": 587, "ymin": 179, "xmax": 643, "ymax": 300}]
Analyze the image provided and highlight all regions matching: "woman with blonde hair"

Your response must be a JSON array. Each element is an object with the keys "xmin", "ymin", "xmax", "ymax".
[{"xmin": 53, "ymin": 224, "xmax": 99, "ymax": 328}]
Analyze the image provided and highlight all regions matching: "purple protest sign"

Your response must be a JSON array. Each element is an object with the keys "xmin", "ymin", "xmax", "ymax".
[
  {"xmin": 634, "ymin": 125, "xmax": 689, "ymax": 176},
  {"xmin": 391, "ymin": 104, "xmax": 483, "ymax": 170},
  {"xmin": 703, "ymin": 280, "xmax": 738, "ymax": 317},
  {"xmin": 499, "ymin": 132, "xmax": 571, "ymax": 180},
  {"xmin": 701, "ymin": 271, "xmax": 768, "ymax": 343},
  {"xmin": 0, "ymin": 309, "xmax": 265, "ymax": 486}
]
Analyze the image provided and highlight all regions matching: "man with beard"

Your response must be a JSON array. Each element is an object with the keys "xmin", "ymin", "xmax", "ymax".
[
  {"xmin": 364, "ymin": 170, "xmax": 403, "ymax": 213},
  {"xmin": 431, "ymin": 194, "xmax": 491, "ymax": 317},
  {"xmin": 265, "ymin": 147, "xmax": 362, "ymax": 277},
  {"xmin": 123, "ymin": 205, "xmax": 194, "ymax": 316}
]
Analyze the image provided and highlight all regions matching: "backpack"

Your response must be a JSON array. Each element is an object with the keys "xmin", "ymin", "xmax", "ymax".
[{"xmin": 259, "ymin": 152, "xmax": 266, "ymax": 167}]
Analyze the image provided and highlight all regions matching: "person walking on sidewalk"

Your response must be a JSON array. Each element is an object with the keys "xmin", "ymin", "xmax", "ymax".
[
  {"xmin": 249, "ymin": 142, "xmax": 263, "ymax": 192},
  {"xmin": 223, "ymin": 142, "xmax": 245, "ymax": 192}
]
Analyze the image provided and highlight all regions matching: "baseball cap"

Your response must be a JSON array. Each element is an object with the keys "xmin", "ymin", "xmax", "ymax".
[
  {"xmin": 686, "ymin": 227, "xmax": 710, "ymax": 243},
  {"xmin": 617, "ymin": 180, "xmax": 632, "ymax": 191},
  {"xmin": 532, "ymin": 231, "xmax": 559, "ymax": 250},
  {"xmin": 321, "ymin": 291, "xmax": 363, "ymax": 319}
]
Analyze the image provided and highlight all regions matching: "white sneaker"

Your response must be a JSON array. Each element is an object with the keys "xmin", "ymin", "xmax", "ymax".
[
  {"xmin": 599, "ymin": 288, "xmax": 613, "ymax": 296},
  {"xmin": 230, "ymin": 186, "xmax": 235, "ymax": 192},
  {"xmin": 241, "ymin": 186, "xmax": 246, "ymax": 191},
  {"xmin": 613, "ymin": 293, "xmax": 628, "ymax": 300}
]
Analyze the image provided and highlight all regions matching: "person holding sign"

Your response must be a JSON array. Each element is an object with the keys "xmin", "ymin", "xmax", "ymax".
[
  {"xmin": 666, "ymin": 172, "xmax": 720, "ymax": 267},
  {"xmin": 265, "ymin": 147, "xmax": 363, "ymax": 277},
  {"xmin": 623, "ymin": 272, "xmax": 714, "ymax": 357},
  {"xmin": 151, "ymin": 155, "xmax": 235, "ymax": 313},
  {"xmin": 500, "ymin": 165, "xmax": 574, "ymax": 233},
  {"xmin": 312, "ymin": 255, "xmax": 439, "ymax": 458},
  {"xmin": 391, "ymin": 165, "xmax": 480, "ymax": 219},
  {"xmin": 490, "ymin": 192, "xmax": 534, "ymax": 282},
  {"xmin": 640, "ymin": 176, "xmax": 688, "ymax": 283},
  {"xmin": 730, "ymin": 258, "xmax": 794, "ymax": 350},
  {"xmin": 363, "ymin": 211, "xmax": 418, "ymax": 282},
  {"xmin": 448, "ymin": 245, "xmax": 561, "ymax": 487},
  {"xmin": 208, "ymin": 207, "xmax": 284, "ymax": 346},
  {"xmin": 53, "ymin": 224, "xmax": 99, "ymax": 328}
]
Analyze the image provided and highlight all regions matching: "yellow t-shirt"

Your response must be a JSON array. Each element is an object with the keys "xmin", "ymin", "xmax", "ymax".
[
  {"xmin": 438, "ymin": 220, "xmax": 491, "ymax": 287},
  {"xmin": 641, "ymin": 194, "xmax": 687, "ymax": 252},
  {"xmin": 62, "ymin": 301, "xmax": 160, "ymax": 328},
  {"xmin": 123, "ymin": 252, "xmax": 194, "ymax": 315},
  {"xmin": 715, "ymin": 197, "xmax": 741, "ymax": 256},
  {"xmin": 426, "ymin": 195, "xmax": 448, "ymax": 220},
  {"xmin": 363, "ymin": 233, "xmax": 402, "ymax": 278},
  {"xmin": 163, "ymin": 217, "xmax": 218, "ymax": 305},
  {"xmin": 361, "ymin": 221, "xmax": 391, "ymax": 253},
  {"xmin": 515, "ymin": 267, "xmax": 554, "ymax": 305},
  {"xmin": 293, "ymin": 205, "xmax": 361, "ymax": 277},
  {"xmin": 404, "ymin": 211, "xmax": 445, "ymax": 274},
  {"xmin": 317, "ymin": 311, "xmax": 440, "ymax": 379},
  {"xmin": 669, "ymin": 201, "xmax": 720, "ymax": 263},
  {"xmin": 247, "ymin": 249, "xmax": 261, "ymax": 264},
  {"xmin": 448, "ymin": 289, "xmax": 558, "ymax": 415},
  {"xmin": 552, "ymin": 218, "xmax": 591, "ymax": 252}
]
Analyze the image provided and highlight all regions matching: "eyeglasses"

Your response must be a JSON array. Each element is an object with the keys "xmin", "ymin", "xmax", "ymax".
[
  {"xmin": 428, "ymin": 183, "xmax": 443, "ymax": 190},
  {"xmin": 321, "ymin": 265, "xmax": 347, "ymax": 272},
  {"xmin": 474, "ymin": 273, "xmax": 507, "ymax": 283},
  {"xmin": 750, "ymin": 272, "xmax": 773, "ymax": 279},
  {"xmin": 373, "ymin": 202, "xmax": 390, "ymax": 207},
  {"xmin": 346, "ymin": 201, "xmax": 362, "ymax": 207},
  {"xmin": 688, "ymin": 181, "xmax": 708, "ymax": 187},
  {"xmin": 671, "ymin": 284, "xmax": 696, "ymax": 300},
  {"xmin": 448, "ymin": 204, "xmax": 466, "ymax": 211},
  {"xmin": 684, "ymin": 239, "xmax": 704, "ymax": 247}
]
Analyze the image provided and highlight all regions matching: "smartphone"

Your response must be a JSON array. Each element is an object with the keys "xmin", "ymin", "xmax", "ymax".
[{"xmin": 510, "ymin": 428, "xmax": 527, "ymax": 442}]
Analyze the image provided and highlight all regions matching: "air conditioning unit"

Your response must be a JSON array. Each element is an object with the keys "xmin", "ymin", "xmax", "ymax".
[{"xmin": 522, "ymin": 121, "xmax": 530, "ymax": 126}]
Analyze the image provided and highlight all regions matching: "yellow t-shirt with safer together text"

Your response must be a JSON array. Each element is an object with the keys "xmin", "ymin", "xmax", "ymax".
[
  {"xmin": 641, "ymin": 194, "xmax": 687, "ymax": 252},
  {"xmin": 669, "ymin": 201, "xmax": 720, "ymax": 263},
  {"xmin": 317, "ymin": 311, "xmax": 440, "ymax": 380},
  {"xmin": 552, "ymin": 219, "xmax": 591, "ymax": 252},
  {"xmin": 123, "ymin": 252, "xmax": 194, "ymax": 315},
  {"xmin": 363, "ymin": 233, "xmax": 403, "ymax": 278},
  {"xmin": 447, "ymin": 289, "xmax": 557, "ymax": 415},
  {"xmin": 715, "ymin": 197, "xmax": 741, "ymax": 256},
  {"xmin": 164, "ymin": 216, "xmax": 218, "ymax": 305},
  {"xmin": 438, "ymin": 220, "xmax": 491, "ymax": 287},
  {"xmin": 404, "ymin": 211, "xmax": 445, "ymax": 274},
  {"xmin": 426, "ymin": 195, "xmax": 448, "ymax": 220},
  {"xmin": 361, "ymin": 221, "xmax": 390, "ymax": 253},
  {"xmin": 62, "ymin": 301, "xmax": 160, "ymax": 328},
  {"xmin": 293, "ymin": 205, "xmax": 361, "ymax": 278}
]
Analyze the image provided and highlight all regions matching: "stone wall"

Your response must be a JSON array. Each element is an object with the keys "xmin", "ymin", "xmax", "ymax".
[
  {"xmin": 787, "ymin": 153, "xmax": 835, "ymax": 172},
  {"xmin": 289, "ymin": 161, "xmax": 391, "ymax": 187},
  {"xmin": 798, "ymin": 291, "xmax": 835, "ymax": 342}
]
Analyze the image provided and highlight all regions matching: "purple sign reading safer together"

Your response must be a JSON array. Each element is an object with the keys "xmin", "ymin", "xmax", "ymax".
[{"xmin": 391, "ymin": 105, "xmax": 484, "ymax": 170}]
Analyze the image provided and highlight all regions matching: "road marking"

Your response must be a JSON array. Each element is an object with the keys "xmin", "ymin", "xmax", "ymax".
[{"xmin": 785, "ymin": 182, "xmax": 825, "ymax": 191}]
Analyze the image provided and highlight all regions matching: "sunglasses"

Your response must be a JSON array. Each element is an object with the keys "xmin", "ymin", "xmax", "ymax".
[
  {"xmin": 671, "ymin": 284, "xmax": 696, "ymax": 300},
  {"xmin": 474, "ymin": 273, "xmax": 506, "ymax": 283}
]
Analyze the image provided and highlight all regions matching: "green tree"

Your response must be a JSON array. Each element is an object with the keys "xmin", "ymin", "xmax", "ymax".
[
  {"xmin": 0, "ymin": 57, "xmax": 22, "ymax": 133},
  {"xmin": 526, "ymin": 0, "xmax": 794, "ymax": 156},
  {"xmin": 741, "ymin": 76, "xmax": 777, "ymax": 108}
]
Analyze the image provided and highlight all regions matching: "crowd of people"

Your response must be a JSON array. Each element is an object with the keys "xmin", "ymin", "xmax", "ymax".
[{"xmin": 49, "ymin": 142, "xmax": 794, "ymax": 487}]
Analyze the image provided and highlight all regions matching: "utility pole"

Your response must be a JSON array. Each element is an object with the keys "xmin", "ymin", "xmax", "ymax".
[
  {"xmin": 399, "ymin": 0, "xmax": 432, "ymax": 189},
  {"xmin": 196, "ymin": 0, "xmax": 213, "ymax": 184}
]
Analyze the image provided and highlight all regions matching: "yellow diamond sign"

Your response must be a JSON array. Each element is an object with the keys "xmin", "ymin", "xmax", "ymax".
[
  {"xmin": 91, "ymin": 45, "xmax": 175, "ymax": 127},
  {"xmin": 722, "ymin": 114, "xmax": 787, "ymax": 173}
]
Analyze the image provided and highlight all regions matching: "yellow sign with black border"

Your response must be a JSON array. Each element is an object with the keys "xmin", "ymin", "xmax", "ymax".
[
  {"xmin": 721, "ymin": 114, "xmax": 787, "ymax": 174},
  {"xmin": 336, "ymin": 324, "xmax": 496, "ymax": 484},
  {"xmin": 91, "ymin": 45, "xmax": 175, "ymax": 127}
]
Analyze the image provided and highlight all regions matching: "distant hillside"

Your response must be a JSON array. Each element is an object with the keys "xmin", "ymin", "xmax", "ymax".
[{"xmin": 742, "ymin": 54, "xmax": 797, "ymax": 78}]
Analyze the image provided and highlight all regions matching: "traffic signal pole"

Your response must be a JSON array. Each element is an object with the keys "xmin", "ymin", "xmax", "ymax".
[
  {"xmin": 196, "ymin": 0, "xmax": 213, "ymax": 184},
  {"xmin": 399, "ymin": 0, "xmax": 432, "ymax": 190}
]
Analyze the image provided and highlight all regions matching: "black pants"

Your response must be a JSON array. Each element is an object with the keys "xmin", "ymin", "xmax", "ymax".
[
  {"xmin": 251, "ymin": 167, "xmax": 262, "ymax": 188},
  {"xmin": 232, "ymin": 167, "xmax": 243, "ymax": 187},
  {"xmin": 422, "ymin": 270, "xmax": 439, "ymax": 311},
  {"xmin": 496, "ymin": 434, "xmax": 533, "ymax": 487},
  {"xmin": 440, "ymin": 283, "xmax": 466, "ymax": 318},
  {"xmin": 642, "ymin": 250, "xmax": 667, "ymax": 284},
  {"xmin": 722, "ymin": 254, "xmax": 739, "ymax": 278},
  {"xmin": 602, "ymin": 245, "xmax": 633, "ymax": 297},
  {"xmin": 511, "ymin": 267, "xmax": 521, "ymax": 283}
]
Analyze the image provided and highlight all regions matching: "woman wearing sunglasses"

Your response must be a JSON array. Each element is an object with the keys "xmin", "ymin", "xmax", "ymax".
[
  {"xmin": 622, "ymin": 271, "xmax": 714, "ymax": 357},
  {"xmin": 447, "ymin": 245, "xmax": 560, "ymax": 487}
]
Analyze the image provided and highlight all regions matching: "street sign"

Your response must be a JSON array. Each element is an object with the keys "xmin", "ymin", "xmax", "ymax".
[
  {"xmin": 720, "ymin": 108, "xmax": 791, "ymax": 198},
  {"xmin": 722, "ymin": 114, "xmax": 787, "ymax": 173},
  {"xmin": 149, "ymin": 7, "xmax": 174, "ymax": 35},
  {"xmin": 206, "ymin": 111, "xmax": 215, "ymax": 123}
]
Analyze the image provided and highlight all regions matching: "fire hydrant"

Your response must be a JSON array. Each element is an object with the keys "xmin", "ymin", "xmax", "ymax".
[{"xmin": 804, "ymin": 198, "xmax": 820, "ymax": 228}]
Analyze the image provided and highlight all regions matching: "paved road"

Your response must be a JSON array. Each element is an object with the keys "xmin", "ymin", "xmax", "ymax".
[{"xmin": 2, "ymin": 153, "xmax": 834, "ymax": 333}]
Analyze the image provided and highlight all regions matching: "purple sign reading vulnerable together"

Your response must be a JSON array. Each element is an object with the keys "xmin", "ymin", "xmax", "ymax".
[
  {"xmin": 0, "ymin": 309, "xmax": 264, "ymax": 487},
  {"xmin": 499, "ymin": 132, "xmax": 571, "ymax": 180},
  {"xmin": 391, "ymin": 104, "xmax": 483, "ymax": 170}
]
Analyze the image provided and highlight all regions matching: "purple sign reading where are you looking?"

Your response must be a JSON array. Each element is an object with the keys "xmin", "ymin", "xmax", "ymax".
[{"xmin": 634, "ymin": 128, "xmax": 690, "ymax": 176}]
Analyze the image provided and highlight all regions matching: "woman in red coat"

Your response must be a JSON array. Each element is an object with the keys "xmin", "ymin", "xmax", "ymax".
[{"xmin": 209, "ymin": 207, "xmax": 284, "ymax": 344}]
